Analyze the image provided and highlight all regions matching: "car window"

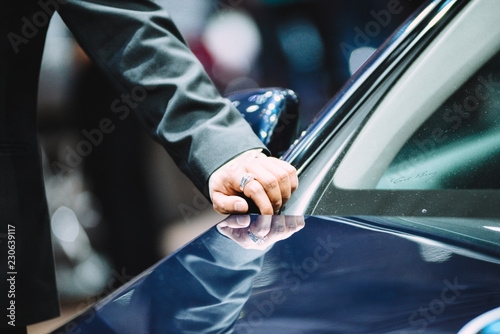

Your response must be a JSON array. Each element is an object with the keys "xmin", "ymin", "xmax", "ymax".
[
  {"xmin": 333, "ymin": 0, "xmax": 500, "ymax": 191},
  {"xmin": 376, "ymin": 49, "xmax": 500, "ymax": 190},
  {"xmin": 305, "ymin": 0, "xmax": 500, "ymax": 218}
]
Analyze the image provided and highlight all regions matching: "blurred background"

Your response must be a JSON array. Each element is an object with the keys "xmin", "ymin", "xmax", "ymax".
[{"xmin": 30, "ymin": 0, "xmax": 425, "ymax": 332}]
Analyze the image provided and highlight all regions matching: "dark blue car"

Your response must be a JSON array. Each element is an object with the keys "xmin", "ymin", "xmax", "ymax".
[{"xmin": 52, "ymin": 0, "xmax": 500, "ymax": 332}]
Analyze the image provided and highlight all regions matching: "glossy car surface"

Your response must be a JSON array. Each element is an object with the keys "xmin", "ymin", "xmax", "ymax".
[
  {"xmin": 53, "ymin": 0, "xmax": 500, "ymax": 333},
  {"xmin": 52, "ymin": 215, "xmax": 500, "ymax": 333}
]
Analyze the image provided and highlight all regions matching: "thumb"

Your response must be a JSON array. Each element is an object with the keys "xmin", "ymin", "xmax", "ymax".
[{"xmin": 212, "ymin": 192, "xmax": 249, "ymax": 214}]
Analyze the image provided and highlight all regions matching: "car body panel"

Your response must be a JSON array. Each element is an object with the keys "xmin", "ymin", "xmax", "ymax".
[{"xmin": 51, "ymin": 216, "xmax": 500, "ymax": 333}]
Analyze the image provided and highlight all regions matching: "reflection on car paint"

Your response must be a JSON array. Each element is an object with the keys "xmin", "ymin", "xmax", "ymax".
[{"xmin": 52, "ymin": 216, "xmax": 500, "ymax": 334}]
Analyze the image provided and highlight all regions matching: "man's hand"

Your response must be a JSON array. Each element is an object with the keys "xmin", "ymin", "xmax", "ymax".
[{"xmin": 209, "ymin": 150, "xmax": 298, "ymax": 215}]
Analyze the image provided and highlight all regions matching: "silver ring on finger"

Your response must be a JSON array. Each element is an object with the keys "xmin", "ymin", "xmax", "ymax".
[
  {"xmin": 248, "ymin": 230, "xmax": 267, "ymax": 245},
  {"xmin": 240, "ymin": 173, "xmax": 256, "ymax": 192}
]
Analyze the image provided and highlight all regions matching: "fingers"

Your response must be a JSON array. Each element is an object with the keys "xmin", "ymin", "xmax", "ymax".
[
  {"xmin": 216, "ymin": 215, "xmax": 305, "ymax": 250},
  {"xmin": 241, "ymin": 178, "xmax": 275, "ymax": 215},
  {"xmin": 217, "ymin": 224, "xmax": 250, "ymax": 246},
  {"xmin": 244, "ymin": 157, "xmax": 298, "ymax": 214},
  {"xmin": 287, "ymin": 216, "xmax": 306, "ymax": 232},
  {"xmin": 209, "ymin": 150, "xmax": 298, "ymax": 215},
  {"xmin": 277, "ymin": 158, "xmax": 299, "ymax": 194},
  {"xmin": 258, "ymin": 152, "xmax": 298, "ymax": 190},
  {"xmin": 245, "ymin": 164, "xmax": 287, "ymax": 214},
  {"xmin": 212, "ymin": 192, "xmax": 249, "ymax": 215},
  {"xmin": 217, "ymin": 215, "xmax": 251, "ymax": 228},
  {"xmin": 250, "ymin": 215, "xmax": 272, "ymax": 238}
]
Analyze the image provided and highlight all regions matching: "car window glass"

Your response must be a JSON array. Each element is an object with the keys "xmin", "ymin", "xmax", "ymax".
[
  {"xmin": 307, "ymin": 0, "xmax": 500, "ymax": 218},
  {"xmin": 332, "ymin": 0, "xmax": 500, "ymax": 192},
  {"xmin": 376, "ymin": 49, "xmax": 500, "ymax": 189}
]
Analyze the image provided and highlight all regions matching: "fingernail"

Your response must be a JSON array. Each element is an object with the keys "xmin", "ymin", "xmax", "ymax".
[
  {"xmin": 234, "ymin": 202, "xmax": 241, "ymax": 212},
  {"xmin": 236, "ymin": 215, "xmax": 246, "ymax": 226}
]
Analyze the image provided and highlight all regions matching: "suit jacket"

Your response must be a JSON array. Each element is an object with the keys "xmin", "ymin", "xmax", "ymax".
[{"xmin": 1, "ymin": 0, "xmax": 266, "ymax": 327}]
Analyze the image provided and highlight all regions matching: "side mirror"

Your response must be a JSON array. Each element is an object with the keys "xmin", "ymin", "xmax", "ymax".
[{"xmin": 227, "ymin": 88, "xmax": 299, "ymax": 157}]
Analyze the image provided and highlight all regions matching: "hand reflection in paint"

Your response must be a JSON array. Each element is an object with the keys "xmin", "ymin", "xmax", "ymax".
[{"xmin": 217, "ymin": 215, "xmax": 305, "ymax": 250}]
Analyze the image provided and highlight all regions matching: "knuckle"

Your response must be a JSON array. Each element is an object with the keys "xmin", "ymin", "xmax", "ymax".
[
  {"xmin": 277, "ymin": 170, "xmax": 289, "ymax": 183},
  {"xmin": 272, "ymin": 224, "xmax": 286, "ymax": 234},
  {"xmin": 245, "ymin": 181, "xmax": 262, "ymax": 194},
  {"xmin": 212, "ymin": 202, "xmax": 225, "ymax": 213},
  {"xmin": 254, "ymin": 226, "xmax": 269, "ymax": 236},
  {"xmin": 272, "ymin": 199, "xmax": 283, "ymax": 209},
  {"xmin": 277, "ymin": 160, "xmax": 295, "ymax": 172},
  {"xmin": 261, "ymin": 178, "xmax": 279, "ymax": 190}
]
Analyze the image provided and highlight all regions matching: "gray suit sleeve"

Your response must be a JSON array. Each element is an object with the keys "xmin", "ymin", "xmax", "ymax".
[{"xmin": 57, "ymin": 0, "xmax": 266, "ymax": 193}]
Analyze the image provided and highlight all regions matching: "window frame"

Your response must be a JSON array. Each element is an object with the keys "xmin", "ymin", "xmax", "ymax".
[{"xmin": 283, "ymin": 0, "xmax": 500, "ymax": 218}]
